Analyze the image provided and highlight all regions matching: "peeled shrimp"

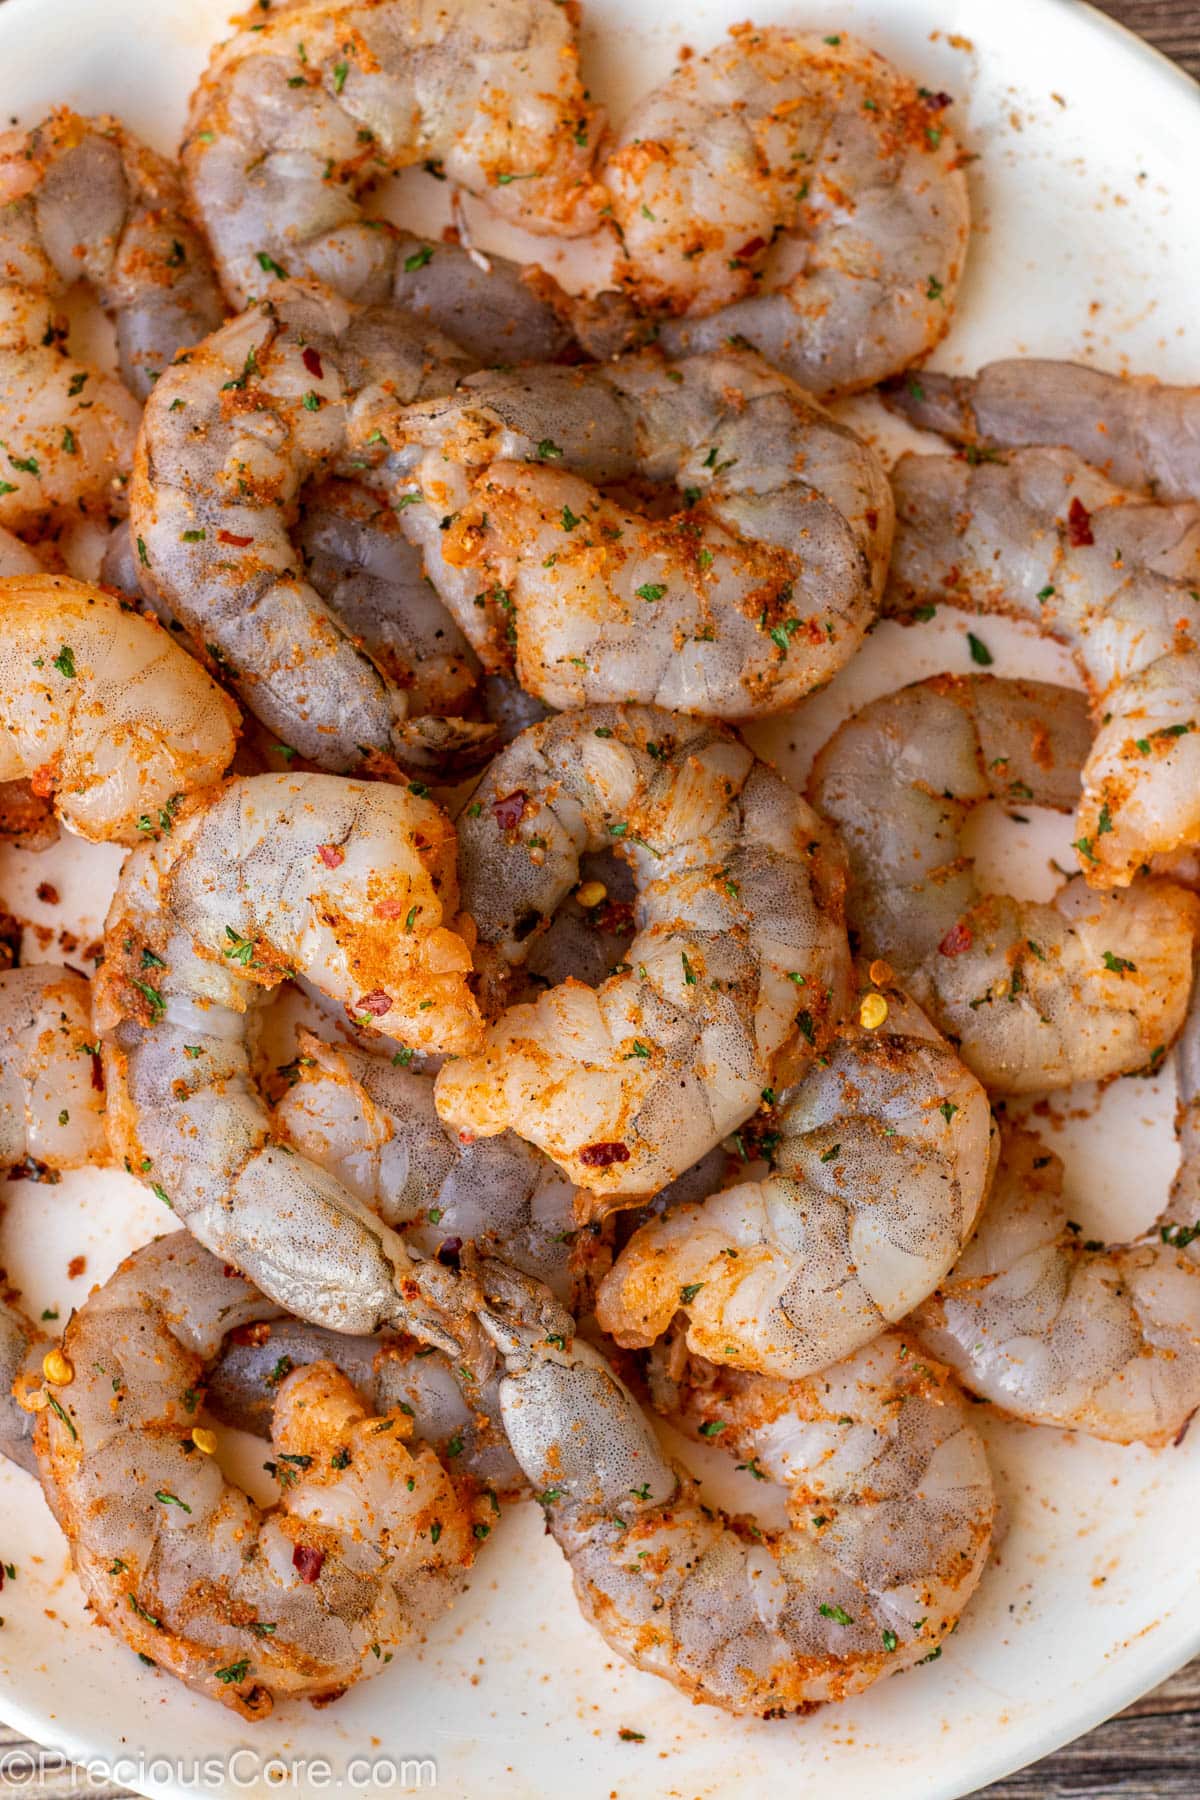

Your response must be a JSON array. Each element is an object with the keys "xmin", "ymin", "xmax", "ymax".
[
  {"xmin": 600, "ymin": 27, "xmax": 970, "ymax": 397},
  {"xmin": 32, "ymin": 1232, "xmax": 478, "ymax": 1718},
  {"xmin": 0, "ymin": 111, "xmax": 223, "ymax": 534},
  {"xmin": 597, "ymin": 975, "xmax": 995, "ymax": 1376},
  {"xmin": 130, "ymin": 280, "xmax": 491, "ymax": 771},
  {"xmin": 0, "ymin": 964, "xmax": 107, "ymax": 1173},
  {"xmin": 0, "ymin": 1296, "xmax": 37, "ymax": 1472},
  {"xmin": 884, "ymin": 360, "xmax": 1200, "ymax": 504},
  {"xmin": 376, "ymin": 348, "xmax": 893, "ymax": 716},
  {"xmin": 434, "ymin": 706, "xmax": 853, "ymax": 1208},
  {"xmin": 477, "ymin": 1261, "xmax": 993, "ymax": 1715},
  {"xmin": 0, "ymin": 575, "xmax": 238, "ymax": 844},
  {"xmin": 184, "ymin": 0, "xmax": 601, "ymax": 308},
  {"xmin": 915, "ymin": 1124, "xmax": 1200, "ymax": 1446},
  {"xmin": 297, "ymin": 478, "xmax": 480, "ymax": 720},
  {"xmin": 809, "ymin": 675, "xmax": 1198, "ymax": 1093},
  {"xmin": 272, "ymin": 1029, "xmax": 584, "ymax": 1303},
  {"xmin": 96, "ymin": 772, "xmax": 486, "ymax": 1336},
  {"xmin": 886, "ymin": 448, "xmax": 1200, "ymax": 885}
]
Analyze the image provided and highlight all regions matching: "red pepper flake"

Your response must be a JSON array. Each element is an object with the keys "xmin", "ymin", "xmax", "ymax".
[
  {"xmin": 317, "ymin": 843, "xmax": 345, "ymax": 869},
  {"xmin": 373, "ymin": 898, "xmax": 406, "ymax": 919},
  {"xmin": 293, "ymin": 1544, "xmax": 325, "ymax": 1584},
  {"xmin": 88, "ymin": 1049, "xmax": 104, "ymax": 1093},
  {"xmin": 925, "ymin": 89, "xmax": 954, "ymax": 110},
  {"xmin": 492, "ymin": 790, "xmax": 528, "ymax": 831},
  {"xmin": 579, "ymin": 1141, "xmax": 631, "ymax": 1169},
  {"xmin": 36, "ymin": 882, "xmax": 59, "ymax": 905},
  {"xmin": 938, "ymin": 921, "xmax": 973, "ymax": 957},
  {"xmin": 356, "ymin": 989, "xmax": 393, "ymax": 1017},
  {"xmin": 1067, "ymin": 496, "xmax": 1094, "ymax": 547},
  {"xmin": 736, "ymin": 235, "xmax": 766, "ymax": 260},
  {"xmin": 67, "ymin": 1255, "xmax": 86, "ymax": 1280},
  {"xmin": 302, "ymin": 346, "xmax": 324, "ymax": 381},
  {"xmin": 217, "ymin": 529, "xmax": 254, "ymax": 547}
]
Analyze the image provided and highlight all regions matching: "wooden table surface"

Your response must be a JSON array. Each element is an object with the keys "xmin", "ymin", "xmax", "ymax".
[{"xmin": 2, "ymin": 2, "xmax": 1198, "ymax": 1796}]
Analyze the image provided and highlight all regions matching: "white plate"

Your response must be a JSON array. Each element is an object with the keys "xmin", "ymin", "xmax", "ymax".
[{"xmin": 0, "ymin": 1, "xmax": 1198, "ymax": 1795}]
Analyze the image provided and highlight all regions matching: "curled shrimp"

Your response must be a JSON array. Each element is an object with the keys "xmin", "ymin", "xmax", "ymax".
[
  {"xmin": 271, "ymin": 1028, "xmax": 586, "ymax": 1304},
  {"xmin": 885, "ymin": 447, "xmax": 1200, "ymax": 885},
  {"xmin": 914, "ymin": 1124, "xmax": 1200, "ymax": 1446},
  {"xmin": 130, "ymin": 280, "xmax": 497, "ymax": 772},
  {"xmin": 809, "ymin": 674, "xmax": 1198, "ymax": 1093},
  {"xmin": 206, "ymin": 1316, "xmax": 523, "ymax": 1499},
  {"xmin": 597, "ymin": 974, "xmax": 995, "ymax": 1377},
  {"xmin": 476, "ymin": 1261, "xmax": 993, "ymax": 1714},
  {"xmin": 0, "ymin": 964, "xmax": 107, "ymax": 1174},
  {"xmin": 433, "ymin": 706, "xmax": 853, "ymax": 1209},
  {"xmin": 597, "ymin": 27, "xmax": 970, "ymax": 397},
  {"xmin": 374, "ymin": 347, "xmax": 893, "ymax": 717},
  {"xmin": 884, "ymin": 359, "xmax": 1200, "ymax": 505},
  {"xmin": 96, "ymin": 772, "xmax": 487, "ymax": 1337},
  {"xmin": 0, "ymin": 111, "xmax": 223, "ymax": 535},
  {"xmin": 183, "ymin": 0, "xmax": 601, "ymax": 308},
  {"xmin": 32, "ymin": 1233, "xmax": 479, "ymax": 1718},
  {"xmin": 0, "ymin": 575, "xmax": 238, "ymax": 844}
]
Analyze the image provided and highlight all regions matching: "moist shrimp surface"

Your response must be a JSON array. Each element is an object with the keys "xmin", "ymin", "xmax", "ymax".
[
  {"xmin": 131, "ymin": 280, "xmax": 487, "ymax": 771},
  {"xmin": 0, "ymin": 575, "xmax": 238, "ymax": 843},
  {"xmin": 809, "ymin": 674, "xmax": 1197, "ymax": 1092},
  {"xmin": 434, "ymin": 706, "xmax": 853, "ymax": 1208},
  {"xmin": 597, "ymin": 976, "xmax": 996, "ymax": 1376},
  {"xmin": 184, "ymin": 0, "xmax": 602, "ymax": 308},
  {"xmin": 599, "ymin": 27, "xmax": 970, "ymax": 396},
  {"xmin": 0, "ymin": 111, "xmax": 224, "ymax": 535},
  {"xmin": 32, "ymin": 1233, "xmax": 478, "ymax": 1718},
  {"xmin": 96, "ymin": 772, "xmax": 486, "ymax": 1337},
  {"xmin": 0, "ymin": 963, "xmax": 107, "ymax": 1172},
  {"xmin": 474, "ymin": 1260, "xmax": 993, "ymax": 1715},
  {"xmin": 884, "ymin": 360, "xmax": 1200, "ymax": 504},
  {"xmin": 915, "ymin": 1124, "xmax": 1200, "ymax": 1446},
  {"xmin": 885, "ymin": 448, "xmax": 1200, "ymax": 885},
  {"xmin": 374, "ymin": 347, "xmax": 894, "ymax": 717}
]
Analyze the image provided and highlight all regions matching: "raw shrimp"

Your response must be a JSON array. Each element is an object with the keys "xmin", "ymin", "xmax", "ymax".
[
  {"xmin": 0, "ymin": 575, "xmax": 238, "ymax": 844},
  {"xmin": 809, "ymin": 674, "xmax": 1198, "ymax": 1093},
  {"xmin": 32, "ymin": 1232, "xmax": 478, "ymax": 1717},
  {"xmin": 206, "ymin": 1315, "xmax": 523, "ymax": 1498},
  {"xmin": 599, "ymin": 27, "xmax": 970, "ymax": 397},
  {"xmin": 434, "ymin": 706, "xmax": 853, "ymax": 1208},
  {"xmin": 915, "ymin": 1124, "xmax": 1200, "ymax": 1446},
  {"xmin": 0, "ymin": 1295, "xmax": 37, "ymax": 1472},
  {"xmin": 272, "ymin": 1029, "xmax": 585, "ymax": 1303},
  {"xmin": 96, "ymin": 772, "xmax": 487, "ymax": 1338},
  {"xmin": 297, "ymin": 479, "xmax": 479, "ymax": 720},
  {"xmin": 184, "ymin": 0, "xmax": 601, "ymax": 308},
  {"xmin": 885, "ymin": 448, "xmax": 1200, "ymax": 885},
  {"xmin": 375, "ymin": 347, "xmax": 894, "ymax": 716},
  {"xmin": 0, "ymin": 964, "xmax": 107, "ymax": 1174},
  {"xmin": 131, "ymin": 280, "xmax": 490, "ymax": 771},
  {"xmin": 388, "ymin": 235, "xmax": 576, "ymax": 367},
  {"xmin": 477, "ymin": 1260, "xmax": 993, "ymax": 1714},
  {"xmin": 0, "ymin": 111, "xmax": 224, "ymax": 534},
  {"xmin": 597, "ymin": 975, "xmax": 996, "ymax": 1377},
  {"xmin": 884, "ymin": 360, "xmax": 1200, "ymax": 504}
]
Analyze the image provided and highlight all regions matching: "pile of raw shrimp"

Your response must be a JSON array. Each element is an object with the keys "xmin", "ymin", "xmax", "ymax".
[{"xmin": 0, "ymin": 0, "xmax": 1197, "ymax": 1728}]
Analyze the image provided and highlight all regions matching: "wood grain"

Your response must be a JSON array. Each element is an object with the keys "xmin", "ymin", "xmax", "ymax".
[{"xmin": 1, "ymin": 2, "xmax": 1198, "ymax": 1796}]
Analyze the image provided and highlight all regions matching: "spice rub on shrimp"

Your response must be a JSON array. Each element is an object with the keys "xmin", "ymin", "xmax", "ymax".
[
  {"xmin": 809, "ymin": 674, "xmax": 1198, "ymax": 1093},
  {"xmin": 434, "ymin": 706, "xmax": 853, "ymax": 1210},
  {"xmin": 0, "ymin": 964, "xmax": 107, "ymax": 1175},
  {"xmin": 884, "ymin": 360, "xmax": 1200, "ymax": 505},
  {"xmin": 0, "ymin": 111, "xmax": 224, "ymax": 535},
  {"xmin": 885, "ymin": 448, "xmax": 1200, "ymax": 886},
  {"xmin": 597, "ymin": 975, "xmax": 995, "ymax": 1377},
  {"xmin": 476, "ymin": 1261, "xmax": 993, "ymax": 1715},
  {"xmin": 96, "ymin": 772, "xmax": 485, "ymax": 1336},
  {"xmin": 131, "ymin": 280, "xmax": 492, "ymax": 772},
  {"xmin": 0, "ymin": 575, "xmax": 237, "ymax": 844},
  {"xmin": 183, "ymin": 0, "xmax": 602, "ymax": 309},
  {"xmin": 375, "ymin": 348, "xmax": 894, "ymax": 717},
  {"xmin": 32, "ymin": 1233, "xmax": 479, "ymax": 1718},
  {"xmin": 598, "ymin": 27, "xmax": 970, "ymax": 397},
  {"xmin": 915, "ymin": 1123, "xmax": 1200, "ymax": 1446}
]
